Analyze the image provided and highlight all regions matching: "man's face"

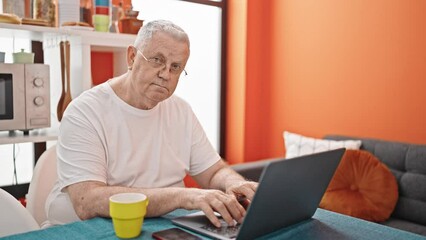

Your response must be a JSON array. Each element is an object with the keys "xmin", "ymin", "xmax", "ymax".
[{"xmin": 130, "ymin": 32, "xmax": 190, "ymax": 106}]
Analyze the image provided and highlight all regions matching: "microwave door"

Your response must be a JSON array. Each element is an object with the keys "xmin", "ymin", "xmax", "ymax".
[
  {"xmin": 0, "ymin": 74, "xmax": 14, "ymax": 120},
  {"xmin": 0, "ymin": 64, "xmax": 26, "ymax": 131}
]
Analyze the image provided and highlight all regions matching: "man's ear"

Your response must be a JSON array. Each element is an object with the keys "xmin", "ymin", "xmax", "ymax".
[{"xmin": 127, "ymin": 46, "xmax": 136, "ymax": 69}]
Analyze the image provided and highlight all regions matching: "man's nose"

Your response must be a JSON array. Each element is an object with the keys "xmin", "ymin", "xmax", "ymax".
[{"xmin": 158, "ymin": 65, "xmax": 171, "ymax": 80}]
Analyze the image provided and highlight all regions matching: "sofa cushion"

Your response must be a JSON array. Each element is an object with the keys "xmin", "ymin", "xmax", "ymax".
[
  {"xmin": 324, "ymin": 135, "xmax": 426, "ymax": 227},
  {"xmin": 382, "ymin": 217, "xmax": 426, "ymax": 236},
  {"xmin": 283, "ymin": 131, "xmax": 362, "ymax": 159},
  {"xmin": 319, "ymin": 150, "xmax": 398, "ymax": 222}
]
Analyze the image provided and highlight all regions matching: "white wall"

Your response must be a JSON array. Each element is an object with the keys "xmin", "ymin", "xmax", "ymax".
[{"xmin": 133, "ymin": 0, "xmax": 222, "ymax": 152}]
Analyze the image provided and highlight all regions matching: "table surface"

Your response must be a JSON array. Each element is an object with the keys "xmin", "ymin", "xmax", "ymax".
[{"xmin": 2, "ymin": 208, "xmax": 425, "ymax": 240}]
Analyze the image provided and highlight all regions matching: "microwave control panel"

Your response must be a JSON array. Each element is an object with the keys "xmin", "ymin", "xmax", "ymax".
[{"xmin": 24, "ymin": 64, "xmax": 51, "ymax": 129}]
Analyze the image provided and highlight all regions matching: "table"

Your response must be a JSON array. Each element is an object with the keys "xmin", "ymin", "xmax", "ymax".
[{"xmin": 2, "ymin": 209, "xmax": 425, "ymax": 240}]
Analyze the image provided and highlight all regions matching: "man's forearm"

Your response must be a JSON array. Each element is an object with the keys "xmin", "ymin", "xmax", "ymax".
[
  {"xmin": 208, "ymin": 164, "xmax": 246, "ymax": 192},
  {"xmin": 67, "ymin": 182, "xmax": 188, "ymax": 220},
  {"xmin": 67, "ymin": 165, "xmax": 256, "ymax": 226},
  {"xmin": 202, "ymin": 160, "xmax": 257, "ymax": 202}
]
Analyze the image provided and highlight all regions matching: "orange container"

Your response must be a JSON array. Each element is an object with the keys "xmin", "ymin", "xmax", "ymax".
[{"xmin": 119, "ymin": 18, "xmax": 143, "ymax": 35}]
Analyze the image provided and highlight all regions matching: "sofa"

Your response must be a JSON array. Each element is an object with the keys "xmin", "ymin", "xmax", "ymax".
[{"xmin": 231, "ymin": 135, "xmax": 426, "ymax": 236}]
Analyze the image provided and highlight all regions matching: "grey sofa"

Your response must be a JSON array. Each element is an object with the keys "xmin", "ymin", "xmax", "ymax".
[{"xmin": 231, "ymin": 135, "xmax": 426, "ymax": 236}]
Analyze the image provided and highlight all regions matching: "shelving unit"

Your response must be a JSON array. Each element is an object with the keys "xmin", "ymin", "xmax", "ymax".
[
  {"xmin": 0, "ymin": 23, "xmax": 136, "ymax": 198},
  {"xmin": 1, "ymin": 22, "xmax": 136, "ymax": 131},
  {"xmin": 0, "ymin": 22, "xmax": 135, "ymax": 97},
  {"xmin": 0, "ymin": 21, "xmax": 137, "ymax": 140}
]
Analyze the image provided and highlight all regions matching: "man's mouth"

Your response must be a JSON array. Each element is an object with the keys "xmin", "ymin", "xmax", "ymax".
[{"xmin": 152, "ymin": 83, "xmax": 168, "ymax": 92}]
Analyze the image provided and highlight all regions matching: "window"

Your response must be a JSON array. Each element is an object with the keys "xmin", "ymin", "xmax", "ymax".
[{"xmin": 133, "ymin": 0, "xmax": 225, "ymax": 153}]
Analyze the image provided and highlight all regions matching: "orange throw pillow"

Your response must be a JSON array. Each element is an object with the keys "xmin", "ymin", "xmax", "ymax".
[{"xmin": 319, "ymin": 150, "xmax": 398, "ymax": 222}]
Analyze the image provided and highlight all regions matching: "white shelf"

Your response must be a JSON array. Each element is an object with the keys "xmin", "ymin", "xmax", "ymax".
[
  {"xmin": 0, "ymin": 128, "xmax": 58, "ymax": 145},
  {"xmin": 0, "ymin": 22, "xmax": 135, "ymax": 50}
]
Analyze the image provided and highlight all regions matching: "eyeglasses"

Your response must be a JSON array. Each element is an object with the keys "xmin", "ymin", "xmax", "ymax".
[{"xmin": 134, "ymin": 46, "xmax": 188, "ymax": 76}]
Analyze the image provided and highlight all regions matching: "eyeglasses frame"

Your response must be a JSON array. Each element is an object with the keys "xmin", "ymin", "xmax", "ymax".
[{"xmin": 133, "ymin": 46, "xmax": 188, "ymax": 76}]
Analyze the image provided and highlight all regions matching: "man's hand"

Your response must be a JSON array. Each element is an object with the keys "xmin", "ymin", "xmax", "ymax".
[
  {"xmin": 191, "ymin": 160, "xmax": 259, "ymax": 227},
  {"xmin": 180, "ymin": 188, "xmax": 246, "ymax": 228},
  {"xmin": 225, "ymin": 181, "xmax": 258, "ymax": 208},
  {"xmin": 226, "ymin": 181, "xmax": 258, "ymax": 200}
]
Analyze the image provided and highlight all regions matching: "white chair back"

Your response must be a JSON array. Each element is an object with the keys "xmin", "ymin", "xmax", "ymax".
[
  {"xmin": 26, "ymin": 145, "xmax": 57, "ymax": 228},
  {"xmin": 0, "ymin": 188, "xmax": 40, "ymax": 237}
]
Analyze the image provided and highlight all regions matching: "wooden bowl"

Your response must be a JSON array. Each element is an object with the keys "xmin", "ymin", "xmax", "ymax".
[{"xmin": 119, "ymin": 18, "xmax": 143, "ymax": 35}]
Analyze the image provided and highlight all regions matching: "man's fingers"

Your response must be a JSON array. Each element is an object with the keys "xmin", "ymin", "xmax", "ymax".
[
  {"xmin": 237, "ymin": 182, "xmax": 258, "ymax": 200},
  {"xmin": 193, "ymin": 189, "xmax": 254, "ymax": 228},
  {"xmin": 200, "ymin": 204, "xmax": 221, "ymax": 228},
  {"xmin": 221, "ymin": 194, "xmax": 245, "ymax": 224},
  {"xmin": 211, "ymin": 197, "xmax": 236, "ymax": 226},
  {"xmin": 237, "ymin": 196, "xmax": 250, "ymax": 210}
]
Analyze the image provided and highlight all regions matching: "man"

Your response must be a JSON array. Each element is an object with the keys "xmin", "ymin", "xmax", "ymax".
[{"xmin": 46, "ymin": 20, "xmax": 257, "ymax": 228}]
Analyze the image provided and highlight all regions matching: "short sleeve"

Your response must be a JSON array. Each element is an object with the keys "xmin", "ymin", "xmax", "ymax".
[
  {"xmin": 187, "ymin": 109, "xmax": 221, "ymax": 176},
  {"xmin": 57, "ymin": 105, "xmax": 108, "ymax": 191}
]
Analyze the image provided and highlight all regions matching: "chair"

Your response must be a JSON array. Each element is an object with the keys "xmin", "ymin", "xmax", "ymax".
[
  {"xmin": 26, "ymin": 145, "xmax": 57, "ymax": 228},
  {"xmin": 0, "ymin": 188, "xmax": 40, "ymax": 237}
]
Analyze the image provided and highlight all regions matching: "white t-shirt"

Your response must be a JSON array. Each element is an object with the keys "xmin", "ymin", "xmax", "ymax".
[{"xmin": 45, "ymin": 81, "xmax": 221, "ymax": 225}]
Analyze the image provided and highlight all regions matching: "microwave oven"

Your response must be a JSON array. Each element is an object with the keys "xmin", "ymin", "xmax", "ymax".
[{"xmin": 0, "ymin": 63, "xmax": 50, "ymax": 134}]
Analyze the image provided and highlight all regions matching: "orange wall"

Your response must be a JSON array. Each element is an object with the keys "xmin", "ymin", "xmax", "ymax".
[
  {"xmin": 226, "ymin": 0, "xmax": 426, "ymax": 163},
  {"xmin": 226, "ymin": 0, "xmax": 273, "ymax": 164},
  {"xmin": 225, "ymin": 0, "xmax": 247, "ymax": 164}
]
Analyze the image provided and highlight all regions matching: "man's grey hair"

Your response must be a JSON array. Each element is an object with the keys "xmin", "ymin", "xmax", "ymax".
[{"xmin": 134, "ymin": 20, "xmax": 190, "ymax": 50}]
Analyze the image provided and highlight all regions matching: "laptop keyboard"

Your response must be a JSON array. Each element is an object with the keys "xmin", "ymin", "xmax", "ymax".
[{"xmin": 200, "ymin": 219, "xmax": 241, "ymax": 238}]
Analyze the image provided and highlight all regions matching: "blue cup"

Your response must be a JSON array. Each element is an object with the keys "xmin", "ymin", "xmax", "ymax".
[{"xmin": 95, "ymin": 0, "xmax": 109, "ymax": 6}]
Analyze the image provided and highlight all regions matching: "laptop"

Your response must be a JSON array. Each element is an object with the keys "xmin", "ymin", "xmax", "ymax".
[{"xmin": 172, "ymin": 148, "xmax": 345, "ymax": 240}]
